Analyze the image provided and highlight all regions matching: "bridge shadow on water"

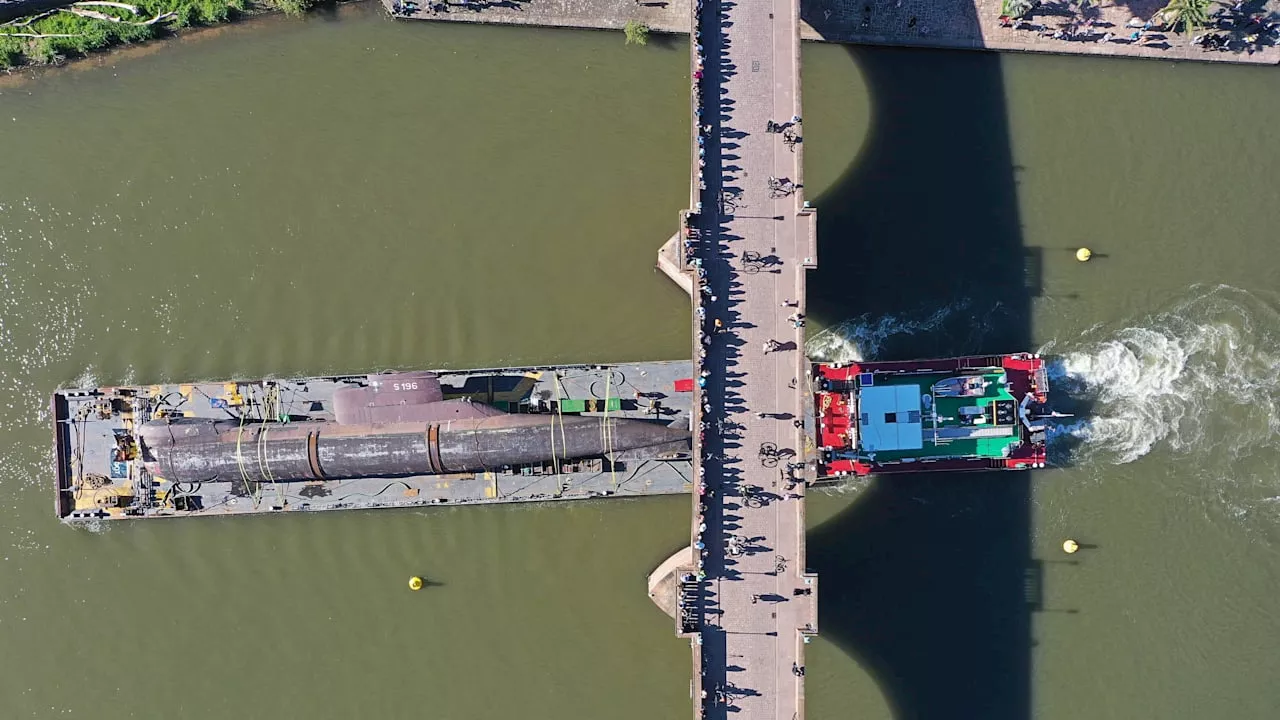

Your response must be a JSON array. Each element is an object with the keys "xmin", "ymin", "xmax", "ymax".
[{"xmin": 801, "ymin": 42, "xmax": 1035, "ymax": 720}]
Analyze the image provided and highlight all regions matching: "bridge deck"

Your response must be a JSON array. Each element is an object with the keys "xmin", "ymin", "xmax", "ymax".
[{"xmin": 685, "ymin": 0, "xmax": 817, "ymax": 717}]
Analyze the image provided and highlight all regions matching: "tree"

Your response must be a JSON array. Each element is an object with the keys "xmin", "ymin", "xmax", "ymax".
[
  {"xmin": 1000, "ymin": 0, "xmax": 1035, "ymax": 18},
  {"xmin": 624, "ymin": 20, "xmax": 649, "ymax": 46},
  {"xmin": 1157, "ymin": 0, "xmax": 1213, "ymax": 34},
  {"xmin": 0, "ymin": 36, "xmax": 22, "ymax": 70}
]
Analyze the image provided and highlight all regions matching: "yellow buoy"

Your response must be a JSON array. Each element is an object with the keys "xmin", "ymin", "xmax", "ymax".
[
  {"xmin": 1062, "ymin": 539, "xmax": 1080, "ymax": 554},
  {"xmin": 1075, "ymin": 248, "xmax": 1093, "ymax": 262},
  {"xmin": 408, "ymin": 576, "xmax": 424, "ymax": 591}
]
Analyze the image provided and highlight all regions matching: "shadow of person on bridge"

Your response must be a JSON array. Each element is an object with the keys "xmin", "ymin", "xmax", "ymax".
[{"xmin": 796, "ymin": 38, "xmax": 1036, "ymax": 720}]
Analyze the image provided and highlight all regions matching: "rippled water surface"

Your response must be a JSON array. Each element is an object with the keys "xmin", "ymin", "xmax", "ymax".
[
  {"xmin": 802, "ymin": 45, "xmax": 1280, "ymax": 720},
  {"xmin": 1, "ymin": 6, "xmax": 1278, "ymax": 719}
]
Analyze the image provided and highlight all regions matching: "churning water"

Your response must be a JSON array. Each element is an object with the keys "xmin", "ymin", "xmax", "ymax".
[{"xmin": 1045, "ymin": 285, "xmax": 1280, "ymax": 529}]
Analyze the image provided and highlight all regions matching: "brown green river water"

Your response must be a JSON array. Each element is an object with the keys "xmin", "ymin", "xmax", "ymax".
[{"xmin": 2, "ymin": 4, "xmax": 1279, "ymax": 718}]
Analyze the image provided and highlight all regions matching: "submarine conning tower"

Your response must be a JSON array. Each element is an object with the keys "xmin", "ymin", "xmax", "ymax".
[
  {"xmin": 332, "ymin": 371, "xmax": 449, "ymax": 424},
  {"xmin": 138, "ymin": 372, "xmax": 691, "ymax": 485}
]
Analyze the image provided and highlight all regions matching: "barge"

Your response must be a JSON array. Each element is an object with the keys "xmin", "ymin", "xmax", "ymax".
[
  {"xmin": 813, "ymin": 353, "xmax": 1050, "ymax": 477},
  {"xmin": 53, "ymin": 361, "xmax": 694, "ymax": 523}
]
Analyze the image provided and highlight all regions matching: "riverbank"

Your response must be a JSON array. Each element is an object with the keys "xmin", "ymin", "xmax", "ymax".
[
  {"xmin": 805, "ymin": 0, "xmax": 1279, "ymax": 65},
  {"xmin": 384, "ymin": 0, "xmax": 1280, "ymax": 65},
  {"xmin": 382, "ymin": 0, "xmax": 692, "ymax": 35},
  {"xmin": 0, "ymin": 0, "xmax": 318, "ymax": 70},
  {"xmin": 8, "ymin": 0, "xmax": 1275, "ymax": 72}
]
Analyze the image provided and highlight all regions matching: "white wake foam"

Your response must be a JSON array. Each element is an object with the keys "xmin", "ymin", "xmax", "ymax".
[
  {"xmin": 1042, "ymin": 285, "xmax": 1280, "ymax": 537},
  {"xmin": 806, "ymin": 300, "xmax": 972, "ymax": 363},
  {"xmin": 1044, "ymin": 285, "xmax": 1280, "ymax": 467}
]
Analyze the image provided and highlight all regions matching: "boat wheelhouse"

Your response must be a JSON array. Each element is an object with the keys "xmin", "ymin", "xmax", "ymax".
[{"xmin": 814, "ymin": 353, "xmax": 1049, "ymax": 477}]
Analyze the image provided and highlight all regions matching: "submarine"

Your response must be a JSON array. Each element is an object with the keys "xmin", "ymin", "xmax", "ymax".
[{"xmin": 137, "ymin": 370, "xmax": 691, "ymax": 486}]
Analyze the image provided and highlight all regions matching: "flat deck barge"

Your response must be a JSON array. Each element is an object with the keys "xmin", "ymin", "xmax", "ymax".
[{"xmin": 53, "ymin": 361, "xmax": 695, "ymax": 523}]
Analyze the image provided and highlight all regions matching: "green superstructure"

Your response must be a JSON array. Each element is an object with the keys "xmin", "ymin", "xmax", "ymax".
[{"xmin": 856, "ymin": 371, "xmax": 1022, "ymax": 463}]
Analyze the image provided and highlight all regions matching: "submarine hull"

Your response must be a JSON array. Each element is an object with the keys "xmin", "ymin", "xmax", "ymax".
[{"xmin": 140, "ymin": 414, "xmax": 690, "ymax": 485}]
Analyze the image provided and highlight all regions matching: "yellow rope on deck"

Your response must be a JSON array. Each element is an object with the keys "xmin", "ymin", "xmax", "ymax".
[
  {"xmin": 550, "ymin": 372, "xmax": 565, "ymax": 477},
  {"xmin": 603, "ymin": 370, "xmax": 617, "ymax": 488},
  {"xmin": 234, "ymin": 411, "xmax": 259, "ymax": 507}
]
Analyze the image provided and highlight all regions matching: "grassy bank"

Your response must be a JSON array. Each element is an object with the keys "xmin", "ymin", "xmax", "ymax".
[{"xmin": 0, "ymin": 0, "xmax": 319, "ymax": 70}]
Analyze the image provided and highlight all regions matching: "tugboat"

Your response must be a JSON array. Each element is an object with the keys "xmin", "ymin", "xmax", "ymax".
[{"xmin": 813, "ymin": 353, "xmax": 1049, "ymax": 477}]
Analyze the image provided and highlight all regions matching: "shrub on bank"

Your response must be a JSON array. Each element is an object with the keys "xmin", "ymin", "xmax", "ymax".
[
  {"xmin": 0, "ymin": 35, "xmax": 24, "ymax": 67},
  {"xmin": 0, "ymin": 0, "xmax": 311, "ymax": 70},
  {"xmin": 623, "ymin": 19, "xmax": 649, "ymax": 46},
  {"xmin": 9, "ymin": 6, "xmax": 152, "ymax": 64},
  {"xmin": 272, "ymin": 0, "xmax": 318, "ymax": 17}
]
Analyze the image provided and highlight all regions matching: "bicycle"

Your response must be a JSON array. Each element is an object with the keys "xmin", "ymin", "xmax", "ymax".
[{"xmin": 740, "ymin": 250, "xmax": 765, "ymax": 275}]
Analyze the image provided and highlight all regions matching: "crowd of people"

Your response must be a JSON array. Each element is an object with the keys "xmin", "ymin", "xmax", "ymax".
[
  {"xmin": 1192, "ymin": 3, "xmax": 1279, "ymax": 52},
  {"xmin": 389, "ymin": 0, "xmax": 501, "ymax": 16},
  {"xmin": 997, "ymin": 12, "xmax": 1171, "ymax": 47},
  {"xmin": 996, "ymin": 0, "xmax": 1279, "ymax": 54}
]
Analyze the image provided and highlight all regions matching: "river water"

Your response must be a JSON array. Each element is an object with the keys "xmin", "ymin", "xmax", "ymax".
[{"xmin": 1, "ymin": 5, "xmax": 1278, "ymax": 718}]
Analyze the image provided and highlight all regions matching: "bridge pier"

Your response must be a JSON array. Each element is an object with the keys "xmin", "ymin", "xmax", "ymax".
[
  {"xmin": 657, "ymin": 233, "xmax": 693, "ymax": 298},
  {"xmin": 647, "ymin": 545, "xmax": 695, "ymax": 620}
]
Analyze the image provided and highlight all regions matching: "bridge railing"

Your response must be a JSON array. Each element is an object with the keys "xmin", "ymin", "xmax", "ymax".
[
  {"xmin": 683, "ymin": 1, "xmax": 711, "ymax": 261},
  {"xmin": 684, "ymin": 2, "xmax": 713, "ymax": 719}
]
